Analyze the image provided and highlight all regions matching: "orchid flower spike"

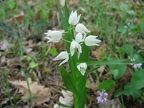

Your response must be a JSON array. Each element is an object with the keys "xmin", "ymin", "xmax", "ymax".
[
  {"xmin": 85, "ymin": 35, "xmax": 101, "ymax": 46},
  {"xmin": 69, "ymin": 10, "xmax": 81, "ymax": 25},
  {"xmin": 70, "ymin": 40, "xmax": 82, "ymax": 56},
  {"xmin": 77, "ymin": 63, "xmax": 87, "ymax": 76},
  {"xmin": 53, "ymin": 51, "xmax": 69, "ymax": 66},
  {"xmin": 44, "ymin": 30, "xmax": 62, "ymax": 43},
  {"xmin": 75, "ymin": 23, "xmax": 90, "ymax": 34}
]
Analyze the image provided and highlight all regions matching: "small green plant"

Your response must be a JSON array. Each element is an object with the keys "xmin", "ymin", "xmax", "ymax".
[
  {"xmin": 24, "ymin": 56, "xmax": 38, "ymax": 69},
  {"xmin": 114, "ymin": 68, "xmax": 144, "ymax": 100}
]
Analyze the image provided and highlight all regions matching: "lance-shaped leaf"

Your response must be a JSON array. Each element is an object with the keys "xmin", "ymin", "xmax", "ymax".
[
  {"xmin": 60, "ymin": 66, "xmax": 76, "ymax": 93},
  {"xmin": 86, "ymin": 59, "xmax": 133, "ymax": 66}
]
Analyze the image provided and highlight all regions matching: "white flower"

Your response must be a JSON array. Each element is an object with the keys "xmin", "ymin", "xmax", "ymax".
[
  {"xmin": 69, "ymin": 10, "xmax": 81, "ymax": 25},
  {"xmin": 53, "ymin": 51, "xmax": 69, "ymax": 66},
  {"xmin": 77, "ymin": 63, "xmax": 87, "ymax": 75},
  {"xmin": 75, "ymin": 33, "xmax": 84, "ymax": 43},
  {"xmin": 75, "ymin": 23, "xmax": 90, "ymax": 33},
  {"xmin": 70, "ymin": 40, "xmax": 82, "ymax": 56},
  {"xmin": 85, "ymin": 35, "xmax": 101, "ymax": 46},
  {"xmin": 44, "ymin": 30, "xmax": 62, "ymax": 43}
]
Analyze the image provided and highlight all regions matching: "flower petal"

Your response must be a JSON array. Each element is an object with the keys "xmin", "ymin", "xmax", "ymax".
[
  {"xmin": 77, "ymin": 63, "xmax": 87, "ymax": 75},
  {"xmin": 96, "ymin": 90, "xmax": 108, "ymax": 105},
  {"xmin": 69, "ymin": 11, "xmax": 81, "ymax": 25},
  {"xmin": 85, "ymin": 35, "xmax": 101, "ymax": 46},
  {"xmin": 75, "ymin": 33, "xmax": 84, "ymax": 43},
  {"xmin": 133, "ymin": 63, "xmax": 142, "ymax": 68},
  {"xmin": 53, "ymin": 51, "xmax": 69, "ymax": 65},
  {"xmin": 44, "ymin": 30, "xmax": 62, "ymax": 43},
  {"xmin": 70, "ymin": 40, "xmax": 82, "ymax": 56},
  {"xmin": 75, "ymin": 23, "xmax": 90, "ymax": 33}
]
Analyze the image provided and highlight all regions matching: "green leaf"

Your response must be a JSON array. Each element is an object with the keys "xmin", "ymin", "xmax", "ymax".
[
  {"xmin": 124, "ymin": 44, "xmax": 134, "ymax": 55},
  {"xmin": 56, "ymin": 0, "xmax": 70, "ymax": 40},
  {"xmin": 118, "ymin": 26, "xmax": 127, "ymax": 34},
  {"xmin": 41, "ymin": 10, "xmax": 47, "ymax": 19},
  {"xmin": 86, "ymin": 59, "xmax": 132, "ymax": 66},
  {"xmin": 60, "ymin": 66, "xmax": 76, "ymax": 93},
  {"xmin": 98, "ymin": 79, "xmax": 116, "ymax": 91},
  {"xmin": 30, "ymin": 61, "xmax": 38, "ymax": 68},
  {"xmin": 79, "ymin": 44, "xmax": 89, "ymax": 62},
  {"xmin": 114, "ymin": 82, "xmax": 140, "ymax": 100},
  {"xmin": 64, "ymin": 0, "xmax": 69, "ymax": 23},
  {"xmin": 110, "ymin": 64, "xmax": 127, "ymax": 80},
  {"xmin": 58, "ymin": 102, "xmax": 71, "ymax": 108},
  {"xmin": 120, "ymin": 3, "xmax": 128, "ymax": 12},
  {"xmin": 76, "ymin": 76, "xmax": 87, "ymax": 108},
  {"xmin": 129, "ymin": 23, "xmax": 136, "ymax": 30},
  {"xmin": 49, "ymin": 48, "xmax": 58, "ymax": 56},
  {"xmin": 141, "ymin": 24, "xmax": 144, "ymax": 37},
  {"xmin": 78, "ymin": 88, "xmax": 86, "ymax": 108},
  {"xmin": 114, "ymin": 89, "xmax": 124, "ymax": 97},
  {"xmin": 127, "ymin": 10, "xmax": 136, "ymax": 16},
  {"xmin": 24, "ymin": 56, "xmax": 32, "ymax": 61},
  {"xmin": 41, "ymin": 43, "xmax": 47, "ymax": 56},
  {"xmin": 7, "ymin": 1, "xmax": 16, "ymax": 9},
  {"xmin": 122, "ymin": 83, "xmax": 140, "ymax": 100},
  {"xmin": 77, "ymin": 76, "xmax": 86, "ymax": 92},
  {"xmin": 131, "ymin": 70, "xmax": 144, "ymax": 90},
  {"xmin": 111, "ymin": 69, "xmax": 119, "ymax": 79},
  {"xmin": 131, "ymin": 54, "xmax": 143, "ymax": 63}
]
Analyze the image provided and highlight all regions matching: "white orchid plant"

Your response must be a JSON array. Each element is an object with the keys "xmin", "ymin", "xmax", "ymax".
[
  {"xmin": 44, "ymin": 8, "xmax": 100, "ymax": 107},
  {"xmin": 44, "ymin": 1, "xmax": 135, "ymax": 108}
]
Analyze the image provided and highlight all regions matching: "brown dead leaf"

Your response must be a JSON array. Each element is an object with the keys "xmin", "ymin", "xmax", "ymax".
[
  {"xmin": 97, "ymin": 66, "xmax": 105, "ymax": 78},
  {"xmin": 0, "ymin": 56, "xmax": 6, "ymax": 66},
  {"xmin": 59, "ymin": 0, "xmax": 65, "ymax": 7},
  {"xmin": 92, "ymin": 44, "xmax": 105, "ymax": 60},
  {"xmin": 1, "ymin": 97, "xmax": 14, "ymax": 106},
  {"xmin": 15, "ymin": 12, "xmax": 24, "ymax": 23},
  {"xmin": 35, "ymin": 10, "xmax": 41, "ymax": 21},
  {"xmin": 133, "ymin": 18, "xmax": 140, "ymax": 25},
  {"xmin": 86, "ymin": 79, "xmax": 98, "ymax": 91},
  {"xmin": 54, "ymin": 40, "xmax": 64, "ymax": 51},
  {"xmin": 120, "ymin": 65, "xmax": 132, "ymax": 84},
  {"xmin": 59, "ymin": 0, "xmax": 80, "ymax": 7},
  {"xmin": 59, "ymin": 90, "xmax": 73, "ymax": 107},
  {"xmin": 99, "ymin": 98, "xmax": 121, "ymax": 108},
  {"xmin": 24, "ymin": 47, "xmax": 33, "ymax": 54},
  {"xmin": 86, "ymin": 74, "xmax": 99, "ymax": 92},
  {"xmin": 54, "ymin": 90, "xmax": 73, "ymax": 108},
  {"xmin": 9, "ymin": 78, "xmax": 51, "ymax": 105},
  {"xmin": 0, "ymin": 39, "xmax": 10, "ymax": 51},
  {"xmin": 107, "ymin": 87, "xmax": 116, "ymax": 99}
]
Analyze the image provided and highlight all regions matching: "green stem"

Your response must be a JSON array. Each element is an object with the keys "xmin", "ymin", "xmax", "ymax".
[
  {"xmin": 61, "ymin": 38, "xmax": 71, "ymax": 43},
  {"xmin": 62, "ymin": 31, "xmax": 69, "ymax": 34},
  {"xmin": 120, "ymin": 95, "xmax": 125, "ymax": 108},
  {"xmin": 23, "ymin": 67, "xmax": 33, "ymax": 104},
  {"xmin": 74, "ymin": 94, "xmax": 79, "ymax": 108}
]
